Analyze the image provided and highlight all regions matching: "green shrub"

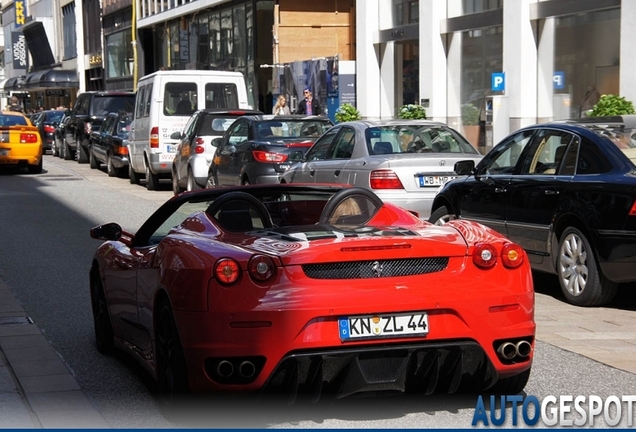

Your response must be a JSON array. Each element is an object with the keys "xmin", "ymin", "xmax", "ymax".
[
  {"xmin": 334, "ymin": 103, "xmax": 362, "ymax": 123},
  {"xmin": 398, "ymin": 104, "xmax": 427, "ymax": 120},
  {"xmin": 461, "ymin": 103, "xmax": 480, "ymax": 125},
  {"xmin": 589, "ymin": 94, "xmax": 636, "ymax": 117}
]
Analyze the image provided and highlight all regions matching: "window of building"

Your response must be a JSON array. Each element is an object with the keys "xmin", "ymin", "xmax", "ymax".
[
  {"xmin": 462, "ymin": 0, "xmax": 503, "ymax": 14},
  {"xmin": 552, "ymin": 9, "xmax": 620, "ymax": 119},
  {"xmin": 393, "ymin": 0, "xmax": 419, "ymax": 26},
  {"xmin": 106, "ymin": 29, "xmax": 133, "ymax": 78},
  {"xmin": 62, "ymin": 3, "xmax": 77, "ymax": 60}
]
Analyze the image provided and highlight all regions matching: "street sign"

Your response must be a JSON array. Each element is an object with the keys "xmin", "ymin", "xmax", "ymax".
[
  {"xmin": 553, "ymin": 71, "xmax": 565, "ymax": 90},
  {"xmin": 492, "ymin": 72, "xmax": 505, "ymax": 92}
]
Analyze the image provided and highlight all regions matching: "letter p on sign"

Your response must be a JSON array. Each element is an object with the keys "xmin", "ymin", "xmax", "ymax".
[{"xmin": 492, "ymin": 72, "xmax": 505, "ymax": 92}]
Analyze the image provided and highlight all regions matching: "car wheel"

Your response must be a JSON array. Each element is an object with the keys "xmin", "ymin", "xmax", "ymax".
[
  {"xmin": 205, "ymin": 172, "xmax": 217, "ymax": 189},
  {"xmin": 145, "ymin": 162, "xmax": 159, "ymax": 191},
  {"xmin": 155, "ymin": 300, "xmax": 189, "ymax": 401},
  {"xmin": 186, "ymin": 169, "xmax": 200, "ymax": 191},
  {"xmin": 89, "ymin": 148, "xmax": 99, "ymax": 169},
  {"xmin": 171, "ymin": 168, "xmax": 184, "ymax": 195},
  {"xmin": 52, "ymin": 141, "xmax": 59, "ymax": 157},
  {"xmin": 27, "ymin": 157, "xmax": 43, "ymax": 174},
  {"xmin": 557, "ymin": 227, "xmax": 617, "ymax": 306},
  {"xmin": 106, "ymin": 155, "xmax": 119, "ymax": 177},
  {"xmin": 90, "ymin": 268, "xmax": 115, "ymax": 355},
  {"xmin": 429, "ymin": 205, "xmax": 457, "ymax": 225},
  {"xmin": 63, "ymin": 141, "xmax": 73, "ymax": 160},
  {"xmin": 77, "ymin": 139, "xmax": 89, "ymax": 163},
  {"xmin": 488, "ymin": 369, "xmax": 531, "ymax": 395},
  {"xmin": 129, "ymin": 163, "xmax": 141, "ymax": 185}
]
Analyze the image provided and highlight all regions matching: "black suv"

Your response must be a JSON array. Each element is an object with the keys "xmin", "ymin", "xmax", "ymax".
[{"xmin": 65, "ymin": 91, "xmax": 136, "ymax": 163}]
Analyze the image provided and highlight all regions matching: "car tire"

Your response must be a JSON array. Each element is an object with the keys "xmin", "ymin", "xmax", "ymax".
[
  {"xmin": 129, "ymin": 163, "xmax": 141, "ymax": 185},
  {"xmin": 106, "ymin": 155, "xmax": 120, "ymax": 177},
  {"xmin": 171, "ymin": 168, "xmax": 184, "ymax": 195},
  {"xmin": 90, "ymin": 267, "xmax": 115, "ymax": 355},
  {"xmin": 145, "ymin": 163, "xmax": 159, "ymax": 191},
  {"xmin": 52, "ymin": 141, "xmax": 59, "ymax": 157},
  {"xmin": 89, "ymin": 148, "xmax": 99, "ymax": 169},
  {"xmin": 557, "ymin": 226, "xmax": 618, "ymax": 307},
  {"xmin": 155, "ymin": 300, "xmax": 189, "ymax": 402},
  {"xmin": 63, "ymin": 141, "xmax": 73, "ymax": 160},
  {"xmin": 77, "ymin": 139, "xmax": 89, "ymax": 163},
  {"xmin": 186, "ymin": 168, "xmax": 200, "ymax": 191},
  {"xmin": 205, "ymin": 172, "xmax": 217, "ymax": 189},
  {"xmin": 27, "ymin": 157, "xmax": 43, "ymax": 174},
  {"xmin": 488, "ymin": 368, "xmax": 531, "ymax": 395},
  {"xmin": 429, "ymin": 205, "xmax": 457, "ymax": 225}
]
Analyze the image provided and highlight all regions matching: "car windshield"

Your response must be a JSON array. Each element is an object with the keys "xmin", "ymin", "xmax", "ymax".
[
  {"xmin": 200, "ymin": 116, "xmax": 240, "ymax": 136},
  {"xmin": 92, "ymin": 96, "xmax": 136, "ymax": 117},
  {"xmin": 364, "ymin": 125, "xmax": 479, "ymax": 155},
  {"xmin": 256, "ymin": 120, "xmax": 331, "ymax": 139},
  {"xmin": 0, "ymin": 115, "xmax": 27, "ymax": 126},
  {"xmin": 45, "ymin": 111, "xmax": 64, "ymax": 123}
]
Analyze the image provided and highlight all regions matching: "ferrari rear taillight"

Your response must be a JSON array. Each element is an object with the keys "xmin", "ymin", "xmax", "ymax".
[
  {"xmin": 150, "ymin": 126, "xmax": 159, "ymax": 148},
  {"xmin": 629, "ymin": 199, "xmax": 636, "ymax": 216},
  {"xmin": 194, "ymin": 138, "xmax": 205, "ymax": 154},
  {"xmin": 44, "ymin": 125, "xmax": 56, "ymax": 133},
  {"xmin": 501, "ymin": 243, "xmax": 524, "ymax": 268},
  {"xmin": 472, "ymin": 243, "xmax": 497, "ymax": 269},
  {"xmin": 253, "ymin": 150, "xmax": 287, "ymax": 163},
  {"xmin": 20, "ymin": 133, "xmax": 39, "ymax": 143},
  {"xmin": 248, "ymin": 255, "xmax": 276, "ymax": 282},
  {"xmin": 214, "ymin": 258, "xmax": 240, "ymax": 285},
  {"xmin": 370, "ymin": 170, "xmax": 404, "ymax": 189}
]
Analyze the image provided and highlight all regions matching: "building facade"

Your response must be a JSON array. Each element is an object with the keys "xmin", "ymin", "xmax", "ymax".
[{"xmin": 357, "ymin": 0, "xmax": 633, "ymax": 153}]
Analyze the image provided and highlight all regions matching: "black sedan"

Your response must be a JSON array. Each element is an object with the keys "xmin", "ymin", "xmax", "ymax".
[
  {"xmin": 34, "ymin": 109, "xmax": 65, "ymax": 152},
  {"xmin": 429, "ymin": 116, "xmax": 636, "ymax": 307},
  {"xmin": 88, "ymin": 111, "xmax": 132, "ymax": 177},
  {"xmin": 206, "ymin": 115, "xmax": 333, "ymax": 187}
]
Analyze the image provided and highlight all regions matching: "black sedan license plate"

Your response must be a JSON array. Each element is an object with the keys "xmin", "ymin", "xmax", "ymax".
[{"xmin": 338, "ymin": 312, "xmax": 429, "ymax": 341}]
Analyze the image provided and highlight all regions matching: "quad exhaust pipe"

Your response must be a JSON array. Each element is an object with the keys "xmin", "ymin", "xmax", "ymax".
[{"xmin": 496, "ymin": 339, "xmax": 532, "ymax": 362}]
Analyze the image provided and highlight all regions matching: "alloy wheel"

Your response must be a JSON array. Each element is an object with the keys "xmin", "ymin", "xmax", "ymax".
[{"xmin": 558, "ymin": 232, "xmax": 588, "ymax": 297}]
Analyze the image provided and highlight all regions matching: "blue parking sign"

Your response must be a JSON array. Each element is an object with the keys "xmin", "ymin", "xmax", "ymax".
[
  {"xmin": 492, "ymin": 72, "xmax": 505, "ymax": 92},
  {"xmin": 553, "ymin": 71, "xmax": 565, "ymax": 90}
]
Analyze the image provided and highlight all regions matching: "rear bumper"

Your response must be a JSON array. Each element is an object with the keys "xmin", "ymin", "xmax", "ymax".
[
  {"xmin": 373, "ymin": 189, "xmax": 438, "ymax": 219},
  {"xmin": 148, "ymin": 152, "xmax": 174, "ymax": 175}
]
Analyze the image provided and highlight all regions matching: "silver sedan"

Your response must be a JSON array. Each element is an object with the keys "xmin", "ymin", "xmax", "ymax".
[{"xmin": 280, "ymin": 119, "xmax": 483, "ymax": 218}]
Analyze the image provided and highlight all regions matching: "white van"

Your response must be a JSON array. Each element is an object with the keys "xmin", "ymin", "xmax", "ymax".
[{"xmin": 128, "ymin": 70, "xmax": 252, "ymax": 190}]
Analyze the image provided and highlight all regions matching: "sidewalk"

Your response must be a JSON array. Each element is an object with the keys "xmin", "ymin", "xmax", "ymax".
[{"xmin": 0, "ymin": 278, "xmax": 109, "ymax": 428}]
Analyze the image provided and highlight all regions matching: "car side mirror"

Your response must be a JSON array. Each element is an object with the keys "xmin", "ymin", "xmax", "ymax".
[
  {"xmin": 211, "ymin": 137, "xmax": 222, "ymax": 147},
  {"xmin": 90, "ymin": 222, "xmax": 122, "ymax": 241},
  {"xmin": 170, "ymin": 131, "xmax": 182, "ymax": 140},
  {"xmin": 454, "ymin": 160, "xmax": 475, "ymax": 176}
]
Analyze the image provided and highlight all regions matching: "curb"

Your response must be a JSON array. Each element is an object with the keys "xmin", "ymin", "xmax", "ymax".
[{"xmin": 0, "ymin": 278, "xmax": 109, "ymax": 428}]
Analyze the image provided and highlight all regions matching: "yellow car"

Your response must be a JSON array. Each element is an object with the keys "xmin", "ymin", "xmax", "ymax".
[{"xmin": 0, "ymin": 111, "xmax": 43, "ymax": 173}]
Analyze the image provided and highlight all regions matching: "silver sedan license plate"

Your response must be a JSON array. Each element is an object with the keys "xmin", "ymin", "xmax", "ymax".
[
  {"xmin": 419, "ymin": 175, "xmax": 457, "ymax": 187},
  {"xmin": 338, "ymin": 312, "xmax": 429, "ymax": 341}
]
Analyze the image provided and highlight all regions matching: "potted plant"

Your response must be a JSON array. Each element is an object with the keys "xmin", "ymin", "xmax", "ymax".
[
  {"xmin": 334, "ymin": 103, "xmax": 362, "ymax": 123},
  {"xmin": 397, "ymin": 104, "xmax": 427, "ymax": 120},
  {"xmin": 589, "ymin": 94, "xmax": 636, "ymax": 117},
  {"xmin": 461, "ymin": 103, "xmax": 481, "ymax": 148}
]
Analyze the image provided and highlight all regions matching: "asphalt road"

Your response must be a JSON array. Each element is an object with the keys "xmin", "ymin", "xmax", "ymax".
[{"xmin": 0, "ymin": 155, "xmax": 635, "ymax": 428}]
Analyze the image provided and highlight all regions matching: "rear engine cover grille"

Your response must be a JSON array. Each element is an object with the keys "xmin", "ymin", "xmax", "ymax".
[{"xmin": 302, "ymin": 257, "xmax": 449, "ymax": 279}]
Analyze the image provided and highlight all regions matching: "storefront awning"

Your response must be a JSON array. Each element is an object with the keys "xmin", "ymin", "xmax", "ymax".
[
  {"xmin": 24, "ymin": 69, "xmax": 78, "ymax": 90},
  {"xmin": 4, "ymin": 76, "xmax": 26, "ymax": 91}
]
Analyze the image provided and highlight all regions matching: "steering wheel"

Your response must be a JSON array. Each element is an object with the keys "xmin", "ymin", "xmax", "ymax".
[
  {"xmin": 205, "ymin": 191, "xmax": 273, "ymax": 229},
  {"xmin": 319, "ymin": 187, "xmax": 384, "ymax": 225}
]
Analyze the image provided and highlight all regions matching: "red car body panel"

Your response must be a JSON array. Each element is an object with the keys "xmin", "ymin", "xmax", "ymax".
[{"xmin": 90, "ymin": 184, "xmax": 535, "ymax": 398}]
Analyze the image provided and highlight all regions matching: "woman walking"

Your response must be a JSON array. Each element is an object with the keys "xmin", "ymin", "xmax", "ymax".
[{"xmin": 272, "ymin": 95, "xmax": 291, "ymax": 115}]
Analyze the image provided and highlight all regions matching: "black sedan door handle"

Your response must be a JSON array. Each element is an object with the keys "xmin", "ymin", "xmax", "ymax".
[
  {"xmin": 494, "ymin": 187, "xmax": 506, "ymax": 193},
  {"xmin": 310, "ymin": 170, "xmax": 315, "ymax": 176},
  {"xmin": 334, "ymin": 170, "xmax": 340, "ymax": 176},
  {"xmin": 545, "ymin": 189, "xmax": 559, "ymax": 195}
]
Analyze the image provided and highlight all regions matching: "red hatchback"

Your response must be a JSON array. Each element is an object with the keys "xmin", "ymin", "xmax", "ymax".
[{"xmin": 89, "ymin": 184, "xmax": 535, "ymax": 401}]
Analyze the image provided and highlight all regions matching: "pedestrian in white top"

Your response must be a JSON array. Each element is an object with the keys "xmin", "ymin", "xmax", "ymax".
[{"xmin": 273, "ymin": 95, "xmax": 291, "ymax": 115}]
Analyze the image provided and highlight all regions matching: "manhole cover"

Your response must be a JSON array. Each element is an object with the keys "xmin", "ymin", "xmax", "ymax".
[{"xmin": 0, "ymin": 316, "xmax": 33, "ymax": 326}]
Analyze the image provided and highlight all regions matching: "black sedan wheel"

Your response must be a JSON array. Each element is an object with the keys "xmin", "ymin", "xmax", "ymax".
[
  {"xmin": 89, "ymin": 148, "xmax": 99, "ymax": 169},
  {"xmin": 557, "ymin": 227, "xmax": 617, "ymax": 306},
  {"xmin": 171, "ymin": 169, "xmax": 184, "ymax": 195},
  {"xmin": 155, "ymin": 300, "xmax": 189, "ymax": 401},
  {"xmin": 205, "ymin": 173, "xmax": 217, "ymax": 189},
  {"xmin": 429, "ymin": 205, "xmax": 457, "ymax": 225},
  {"xmin": 90, "ymin": 269, "xmax": 115, "ymax": 354}
]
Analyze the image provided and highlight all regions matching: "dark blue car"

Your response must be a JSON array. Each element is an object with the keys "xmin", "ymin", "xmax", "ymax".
[{"xmin": 429, "ymin": 115, "xmax": 636, "ymax": 306}]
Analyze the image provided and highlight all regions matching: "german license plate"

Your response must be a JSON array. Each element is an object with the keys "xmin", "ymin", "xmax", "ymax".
[
  {"xmin": 338, "ymin": 312, "xmax": 429, "ymax": 341},
  {"xmin": 0, "ymin": 159, "xmax": 18, "ymax": 164},
  {"xmin": 418, "ymin": 175, "xmax": 457, "ymax": 187},
  {"xmin": 166, "ymin": 145, "xmax": 176, "ymax": 153}
]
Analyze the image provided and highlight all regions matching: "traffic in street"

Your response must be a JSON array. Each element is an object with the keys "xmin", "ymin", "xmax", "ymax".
[{"xmin": 0, "ymin": 155, "xmax": 635, "ymax": 428}]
